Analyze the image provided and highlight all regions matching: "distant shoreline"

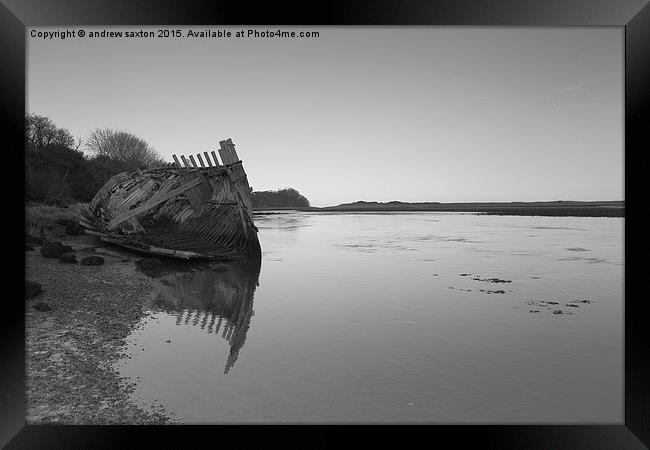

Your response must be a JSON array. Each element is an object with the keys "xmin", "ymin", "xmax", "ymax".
[{"xmin": 254, "ymin": 201, "xmax": 624, "ymax": 217}]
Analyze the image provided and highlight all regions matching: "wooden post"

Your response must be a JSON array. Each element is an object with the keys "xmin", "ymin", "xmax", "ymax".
[
  {"xmin": 226, "ymin": 138, "xmax": 239, "ymax": 162},
  {"xmin": 172, "ymin": 154, "xmax": 182, "ymax": 168},
  {"xmin": 180, "ymin": 155, "xmax": 191, "ymax": 169},
  {"xmin": 204, "ymin": 151, "xmax": 213, "ymax": 167},
  {"xmin": 218, "ymin": 140, "xmax": 231, "ymax": 165},
  {"xmin": 189, "ymin": 155, "xmax": 198, "ymax": 168},
  {"xmin": 211, "ymin": 151, "xmax": 221, "ymax": 166},
  {"xmin": 196, "ymin": 153, "xmax": 206, "ymax": 168}
]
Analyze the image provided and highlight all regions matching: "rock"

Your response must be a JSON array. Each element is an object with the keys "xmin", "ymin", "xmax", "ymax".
[
  {"xmin": 25, "ymin": 243, "xmax": 35, "ymax": 251},
  {"xmin": 81, "ymin": 256, "xmax": 105, "ymax": 266},
  {"xmin": 40, "ymin": 240, "xmax": 74, "ymax": 258},
  {"xmin": 26, "ymin": 280, "xmax": 42, "ymax": 298},
  {"xmin": 553, "ymin": 310, "xmax": 564, "ymax": 315},
  {"xmin": 33, "ymin": 302, "xmax": 52, "ymax": 312},
  {"xmin": 59, "ymin": 252, "xmax": 77, "ymax": 263}
]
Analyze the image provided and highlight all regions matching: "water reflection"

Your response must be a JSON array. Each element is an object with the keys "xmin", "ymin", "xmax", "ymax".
[
  {"xmin": 149, "ymin": 256, "xmax": 261, "ymax": 374},
  {"xmin": 254, "ymin": 212, "xmax": 313, "ymax": 231}
]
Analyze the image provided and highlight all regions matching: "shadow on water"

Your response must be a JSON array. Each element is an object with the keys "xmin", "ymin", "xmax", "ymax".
[{"xmin": 136, "ymin": 256, "xmax": 262, "ymax": 374}]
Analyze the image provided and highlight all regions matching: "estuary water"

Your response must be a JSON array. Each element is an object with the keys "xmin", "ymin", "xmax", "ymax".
[{"xmin": 116, "ymin": 211, "xmax": 624, "ymax": 423}]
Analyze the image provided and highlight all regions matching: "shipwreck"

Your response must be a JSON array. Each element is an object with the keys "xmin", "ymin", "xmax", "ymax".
[{"xmin": 80, "ymin": 138, "xmax": 261, "ymax": 260}]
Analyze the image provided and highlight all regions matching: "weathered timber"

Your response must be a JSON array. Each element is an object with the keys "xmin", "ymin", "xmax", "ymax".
[
  {"xmin": 226, "ymin": 138, "xmax": 239, "ymax": 162},
  {"xmin": 218, "ymin": 140, "xmax": 232, "ymax": 165},
  {"xmin": 80, "ymin": 138, "xmax": 260, "ymax": 260},
  {"xmin": 106, "ymin": 177, "xmax": 202, "ymax": 230},
  {"xmin": 203, "ymin": 152, "xmax": 213, "ymax": 167},
  {"xmin": 211, "ymin": 151, "xmax": 221, "ymax": 166}
]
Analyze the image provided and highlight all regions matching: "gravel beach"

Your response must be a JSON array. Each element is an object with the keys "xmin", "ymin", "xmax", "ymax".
[{"xmin": 25, "ymin": 232, "xmax": 175, "ymax": 424}]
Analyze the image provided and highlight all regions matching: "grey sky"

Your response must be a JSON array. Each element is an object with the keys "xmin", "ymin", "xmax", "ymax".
[{"xmin": 27, "ymin": 27, "xmax": 623, "ymax": 206}]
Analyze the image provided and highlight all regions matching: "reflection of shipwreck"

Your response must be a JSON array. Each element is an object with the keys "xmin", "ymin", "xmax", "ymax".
[
  {"xmin": 80, "ymin": 138, "xmax": 261, "ymax": 260},
  {"xmin": 153, "ymin": 257, "xmax": 261, "ymax": 374}
]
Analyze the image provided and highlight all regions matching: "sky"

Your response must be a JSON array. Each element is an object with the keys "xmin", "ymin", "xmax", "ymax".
[{"xmin": 27, "ymin": 26, "xmax": 623, "ymax": 207}]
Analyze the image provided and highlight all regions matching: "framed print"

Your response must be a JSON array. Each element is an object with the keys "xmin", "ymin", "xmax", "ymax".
[{"xmin": 3, "ymin": 0, "xmax": 648, "ymax": 448}]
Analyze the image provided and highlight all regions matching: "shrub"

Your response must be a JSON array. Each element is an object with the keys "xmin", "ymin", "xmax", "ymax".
[{"xmin": 251, "ymin": 188, "xmax": 310, "ymax": 208}]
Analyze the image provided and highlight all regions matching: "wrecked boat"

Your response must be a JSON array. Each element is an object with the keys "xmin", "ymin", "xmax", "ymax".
[{"xmin": 79, "ymin": 138, "xmax": 261, "ymax": 260}]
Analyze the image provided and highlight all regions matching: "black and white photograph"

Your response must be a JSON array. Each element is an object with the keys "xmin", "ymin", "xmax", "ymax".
[{"xmin": 6, "ymin": 1, "xmax": 645, "ymax": 441}]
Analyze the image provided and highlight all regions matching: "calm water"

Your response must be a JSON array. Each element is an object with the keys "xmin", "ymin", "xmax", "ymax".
[{"xmin": 116, "ymin": 212, "xmax": 624, "ymax": 423}]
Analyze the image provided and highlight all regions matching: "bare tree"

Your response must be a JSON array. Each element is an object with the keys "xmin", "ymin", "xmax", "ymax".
[
  {"xmin": 73, "ymin": 135, "xmax": 84, "ymax": 152},
  {"xmin": 85, "ymin": 128, "xmax": 164, "ymax": 170},
  {"xmin": 25, "ymin": 113, "xmax": 75, "ymax": 151}
]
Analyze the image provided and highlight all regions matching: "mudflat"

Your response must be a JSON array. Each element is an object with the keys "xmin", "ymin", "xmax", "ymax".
[{"xmin": 25, "ymin": 232, "xmax": 173, "ymax": 424}]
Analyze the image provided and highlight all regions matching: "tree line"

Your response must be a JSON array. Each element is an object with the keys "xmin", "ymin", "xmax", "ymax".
[{"xmin": 25, "ymin": 113, "xmax": 166, "ymax": 204}]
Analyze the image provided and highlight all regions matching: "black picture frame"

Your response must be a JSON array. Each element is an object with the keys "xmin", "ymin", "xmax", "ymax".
[{"xmin": 4, "ymin": 1, "xmax": 647, "ymax": 448}]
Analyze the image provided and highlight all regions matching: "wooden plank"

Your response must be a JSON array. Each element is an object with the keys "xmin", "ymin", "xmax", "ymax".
[
  {"xmin": 180, "ymin": 173, "xmax": 204, "ymax": 215},
  {"xmin": 198, "ymin": 173, "xmax": 213, "ymax": 200},
  {"xmin": 92, "ymin": 171, "xmax": 129, "ymax": 209},
  {"xmin": 84, "ymin": 229, "xmax": 109, "ymax": 238},
  {"xmin": 146, "ymin": 176, "xmax": 176, "ymax": 205},
  {"xmin": 117, "ymin": 179, "xmax": 156, "ymax": 211},
  {"xmin": 172, "ymin": 154, "xmax": 182, "ymax": 168},
  {"xmin": 98, "ymin": 237, "xmax": 200, "ymax": 259},
  {"xmin": 226, "ymin": 138, "xmax": 239, "ymax": 162},
  {"xmin": 197, "ymin": 153, "xmax": 206, "ymax": 167},
  {"xmin": 204, "ymin": 151, "xmax": 213, "ymax": 167},
  {"xmin": 175, "ymin": 205, "xmax": 194, "ymax": 223},
  {"xmin": 211, "ymin": 151, "xmax": 221, "ymax": 166},
  {"xmin": 78, "ymin": 218, "xmax": 95, "ymax": 229},
  {"xmin": 224, "ymin": 140, "xmax": 235, "ymax": 163},
  {"xmin": 189, "ymin": 155, "xmax": 198, "ymax": 168},
  {"xmin": 180, "ymin": 155, "xmax": 191, "ymax": 168},
  {"xmin": 124, "ymin": 216, "xmax": 145, "ymax": 233},
  {"xmin": 148, "ymin": 245, "xmax": 204, "ymax": 259},
  {"xmin": 106, "ymin": 177, "xmax": 202, "ymax": 230},
  {"xmin": 218, "ymin": 140, "xmax": 231, "ymax": 165}
]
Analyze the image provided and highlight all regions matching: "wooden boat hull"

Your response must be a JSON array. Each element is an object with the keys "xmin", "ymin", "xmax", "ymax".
[{"xmin": 79, "ymin": 139, "xmax": 260, "ymax": 260}]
